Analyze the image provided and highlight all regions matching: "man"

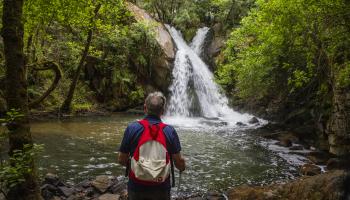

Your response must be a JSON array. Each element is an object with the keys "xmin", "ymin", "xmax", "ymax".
[{"xmin": 118, "ymin": 92, "xmax": 186, "ymax": 200}]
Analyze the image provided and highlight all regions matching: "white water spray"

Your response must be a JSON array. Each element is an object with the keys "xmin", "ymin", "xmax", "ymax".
[{"xmin": 165, "ymin": 26, "xmax": 259, "ymax": 127}]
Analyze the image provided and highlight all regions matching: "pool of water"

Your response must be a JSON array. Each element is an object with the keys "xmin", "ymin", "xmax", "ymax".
[{"xmin": 31, "ymin": 113, "xmax": 301, "ymax": 194}]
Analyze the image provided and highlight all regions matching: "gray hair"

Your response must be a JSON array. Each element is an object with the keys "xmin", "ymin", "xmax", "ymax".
[{"xmin": 145, "ymin": 92, "xmax": 166, "ymax": 116}]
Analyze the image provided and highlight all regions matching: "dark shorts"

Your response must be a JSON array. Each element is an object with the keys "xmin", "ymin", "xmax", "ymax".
[{"xmin": 128, "ymin": 189, "xmax": 171, "ymax": 200}]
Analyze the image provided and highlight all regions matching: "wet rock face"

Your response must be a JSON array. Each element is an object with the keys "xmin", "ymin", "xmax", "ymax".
[
  {"xmin": 228, "ymin": 170, "xmax": 350, "ymax": 200},
  {"xmin": 126, "ymin": 2, "xmax": 175, "ymax": 93},
  {"xmin": 200, "ymin": 23, "xmax": 226, "ymax": 71},
  {"xmin": 326, "ymin": 87, "xmax": 350, "ymax": 156}
]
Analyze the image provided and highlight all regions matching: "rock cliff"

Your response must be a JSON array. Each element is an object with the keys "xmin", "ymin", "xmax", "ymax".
[{"xmin": 126, "ymin": 2, "xmax": 175, "ymax": 93}]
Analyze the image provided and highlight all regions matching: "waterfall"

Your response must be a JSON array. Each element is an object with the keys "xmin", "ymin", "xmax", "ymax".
[{"xmin": 165, "ymin": 25, "xmax": 256, "ymax": 126}]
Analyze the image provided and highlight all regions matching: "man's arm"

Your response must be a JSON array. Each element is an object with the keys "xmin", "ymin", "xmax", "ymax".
[
  {"xmin": 172, "ymin": 152, "xmax": 185, "ymax": 172},
  {"xmin": 118, "ymin": 124, "xmax": 135, "ymax": 167},
  {"xmin": 118, "ymin": 152, "xmax": 129, "ymax": 167}
]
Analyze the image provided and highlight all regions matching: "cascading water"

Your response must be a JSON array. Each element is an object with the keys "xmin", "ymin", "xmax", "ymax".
[{"xmin": 165, "ymin": 25, "xmax": 256, "ymax": 126}]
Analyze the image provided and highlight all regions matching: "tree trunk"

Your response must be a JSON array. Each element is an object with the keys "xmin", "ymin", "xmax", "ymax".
[
  {"xmin": 28, "ymin": 61, "xmax": 62, "ymax": 108},
  {"xmin": 60, "ymin": 4, "xmax": 101, "ymax": 113},
  {"xmin": 1, "ymin": 0, "xmax": 41, "ymax": 199}
]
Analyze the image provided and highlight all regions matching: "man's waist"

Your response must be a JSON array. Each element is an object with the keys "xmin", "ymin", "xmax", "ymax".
[{"xmin": 128, "ymin": 177, "xmax": 171, "ymax": 191}]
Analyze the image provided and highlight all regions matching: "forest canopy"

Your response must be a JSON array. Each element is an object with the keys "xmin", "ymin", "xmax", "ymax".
[{"xmin": 218, "ymin": 0, "xmax": 350, "ymax": 101}]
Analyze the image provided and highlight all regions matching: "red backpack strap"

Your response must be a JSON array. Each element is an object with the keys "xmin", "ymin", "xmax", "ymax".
[
  {"xmin": 139, "ymin": 119, "xmax": 167, "ymax": 132},
  {"xmin": 158, "ymin": 122, "xmax": 167, "ymax": 129},
  {"xmin": 138, "ymin": 119, "xmax": 149, "ymax": 128}
]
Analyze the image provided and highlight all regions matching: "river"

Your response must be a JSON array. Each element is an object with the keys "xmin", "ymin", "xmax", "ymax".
[{"xmin": 32, "ymin": 113, "xmax": 300, "ymax": 195}]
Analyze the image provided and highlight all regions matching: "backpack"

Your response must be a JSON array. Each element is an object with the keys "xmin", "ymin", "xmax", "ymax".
[{"xmin": 129, "ymin": 119, "xmax": 171, "ymax": 185}]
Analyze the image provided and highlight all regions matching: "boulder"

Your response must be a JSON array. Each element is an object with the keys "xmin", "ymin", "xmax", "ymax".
[
  {"xmin": 41, "ymin": 184, "xmax": 57, "ymax": 200},
  {"xmin": 75, "ymin": 179, "xmax": 91, "ymax": 189},
  {"xmin": 289, "ymin": 145, "xmax": 303, "ymax": 151},
  {"xmin": 85, "ymin": 187, "xmax": 96, "ymax": 197},
  {"xmin": 44, "ymin": 173, "xmax": 61, "ymax": 186},
  {"xmin": 98, "ymin": 193, "xmax": 120, "ymax": 200},
  {"xmin": 58, "ymin": 186, "xmax": 74, "ymax": 197},
  {"xmin": 300, "ymin": 163, "xmax": 321, "ymax": 176},
  {"xmin": 110, "ymin": 182, "xmax": 126, "ymax": 194},
  {"xmin": 236, "ymin": 122, "xmax": 247, "ymax": 127},
  {"xmin": 228, "ymin": 170, "xmax": 350, "ymax": 200},
  {"xmin": 307, "ymin": 151, "xmax": 332, "ymax": 165},
  {"xmin": 326, "ymin": 158, "xmax": 350, "ymax": 170},
  {"xmin": 260, "ymin": 131, "xmax": 299, "ymax": 144},
  {"xmin": 248, "ymin": 117, "xmax": 259, "ymax": 124},
  {"xmin": 126, "ymin": 2, "xmax": 175, "ymax": 92},
  {"xmin": 276, "ymin": 139, "xmax": 292, "ymax": 147},
  {"xmin": 92, "ymin": 175, "xmax": 112, "ymax": 193}
]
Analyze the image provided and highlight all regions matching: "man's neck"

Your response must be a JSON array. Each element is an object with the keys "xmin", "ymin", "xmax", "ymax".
[{"xmin": 145, "ymin": 114, "xmax": 161, "ymax": 121}]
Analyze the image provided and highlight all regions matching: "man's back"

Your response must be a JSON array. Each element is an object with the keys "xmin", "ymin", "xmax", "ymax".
[
  {"xmin": 118, "ymin": 92, "xmax": 186, "ymax": 200},
  {"xmin": 119, "ymin": 115, "xmax": 181, "ymax": 192}
]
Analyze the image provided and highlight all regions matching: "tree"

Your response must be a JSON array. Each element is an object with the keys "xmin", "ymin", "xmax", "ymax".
[
  {"xmin": 1, "ymin": 0, "xmax": 41, "ymax": 199},
  {"xmin": 218, "ymin": 0, "xmax": 350, "ymax": 155},
  {"xmin": 60, "ymin": 3, "xmax": 101, "ymax": 113}
]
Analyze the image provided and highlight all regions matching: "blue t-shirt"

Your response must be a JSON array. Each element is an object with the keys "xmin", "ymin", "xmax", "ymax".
[{"xmin": 119, "ymin": 115, "xmax": 181, "ymax": 191}]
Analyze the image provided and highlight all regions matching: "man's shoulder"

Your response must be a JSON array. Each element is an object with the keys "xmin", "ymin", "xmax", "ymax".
[
  {"xmin": 162, "ymin": 123, "xmax": 176, "ymax": 134},
  {"xmin": 126, "ymin": 121, "xmax": 143, "ymax": 132}
]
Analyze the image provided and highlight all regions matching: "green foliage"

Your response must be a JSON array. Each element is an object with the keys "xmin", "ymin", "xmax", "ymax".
[
  {"xmin": 218, "ymin": 0, "xmax": 350, "ymax": 101},
  {"xmin": 138, "ymin": 0, "xmax": 254, "ymax": 41},
  {"xmin": 9, "ymin": 0, "xmax": 154, "ymax": 111},
  {"xmin": 336, "ymin": 62, "xmax": 350, "ymax": 88},
  {"xmin": 0, "ymin": 144, "xmax": 44, "ymax": 189},
  {"xmin": 0, "ymin": 111, "xmax": 44, "ymax": 194},
  {"xmin": 0, "ymin": 109, "xmax": 24, "ymax": 124},
  {"xmin": 129, "ymin": 86, "xmax": 145, "ymax": 102}
]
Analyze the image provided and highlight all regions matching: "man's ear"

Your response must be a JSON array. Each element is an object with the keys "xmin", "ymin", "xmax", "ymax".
[{"xmin": 144, "ymin": 104, "xmax": 147, "ymax": 114}]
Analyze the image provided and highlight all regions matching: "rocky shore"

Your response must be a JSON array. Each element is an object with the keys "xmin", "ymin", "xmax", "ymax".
[
  {"xmin": 40, "ymin": 174, "xmax": 228, "ymax": 200},
  {"xmin": 228, "ymin": 170, "xmax": 350, "ymax": 200},
  {"xmin": 253, "ymin": 122, "xmax": 350, "ymax": 174},
  {"xmin": 40, "ymin": 169, "xmax": 349, "ymax": 200}
]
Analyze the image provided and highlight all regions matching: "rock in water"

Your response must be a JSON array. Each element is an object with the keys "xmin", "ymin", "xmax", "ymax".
[
  {"xmin": 44, "ymin": 173, "xmax": 60, "ymax": 186},
  {"xmin": 300, "ymin": 163, "xmax": 321, "ymax": 176},
  {"xmin": 307, "ymin": 151, "xmax": 332, "ymax": 165},
  {"xmin": 92, "ymin": 175, "xmax": 112, "ymax": 193},
  {"xmin": 276, "ymin": 139, "xmax": 292, "ymax": 147},
  {"xmin": 248, "ymin": 117, "xmax": 259, "ymax": 124},
  {"xmin": 236, "ymin": 122, "xmax": 247, "ymax": 126},
  {"xmin": 58, "ymin": 186, "xmax": 74, "ymax": 197},
  {"xmin": 289, "ymin": 145, "xmax": 303, "ymax": 150},
  {"xmin": 98, "ymin": 193, "xmax": 120, "ymax": 200}
]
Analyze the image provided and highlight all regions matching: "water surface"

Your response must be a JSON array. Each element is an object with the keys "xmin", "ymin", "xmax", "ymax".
[{"xmin": 32, "ymin": 113, "xmax": 301, "ymax": 194}]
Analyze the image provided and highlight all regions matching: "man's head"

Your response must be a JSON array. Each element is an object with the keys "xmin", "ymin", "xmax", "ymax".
[{"xmin": 144, "ymin": 92, "xmax": 166, "ymax": 117}]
